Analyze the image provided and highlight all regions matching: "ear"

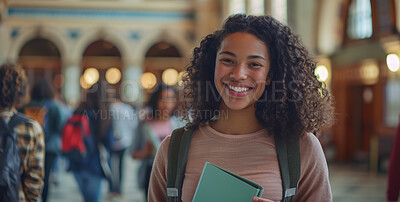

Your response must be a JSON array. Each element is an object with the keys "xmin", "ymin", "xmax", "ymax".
[
  {"xmin": 266, "ymin": 73, "xmax": 272, "ymax": 86},
  {"xmin": 266, "ymin": 77, "xmax": 272, "ymax": 86}
]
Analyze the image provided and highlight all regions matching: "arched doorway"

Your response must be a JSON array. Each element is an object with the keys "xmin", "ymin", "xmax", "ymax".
[
  {"xmin": 142, "ymin": 41, "xmax": 184, "ymax": 99},
  {"xmin": 81, "ymin": 39, "xmax": 122, "ymax": 100},
  {"xmin": 18, "ymin": 37, "xmax": 62, "ymax": 93}
]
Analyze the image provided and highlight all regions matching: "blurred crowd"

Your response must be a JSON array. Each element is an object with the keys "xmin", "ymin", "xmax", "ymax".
[{"xmin": 0, "ymin": 63, "xmax": 185, "ymax": 202}]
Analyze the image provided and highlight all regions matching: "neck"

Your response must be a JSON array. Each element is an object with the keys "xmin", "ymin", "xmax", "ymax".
[{"xmin": 209, "ymin": 103, "xmax": 264, "ymax": 135}]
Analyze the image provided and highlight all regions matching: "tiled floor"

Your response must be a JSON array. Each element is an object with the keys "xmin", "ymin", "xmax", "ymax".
[
  {"xmin": 47, "ymin": 155, "xmax": 146, "ymax": 202},
  {"xmin": 47, "ymin": 156, "xmax": 388, "ymax": 202},
  {"xmin": 330, "ymin": 163, "xmax": 387, "ymax": 202}
]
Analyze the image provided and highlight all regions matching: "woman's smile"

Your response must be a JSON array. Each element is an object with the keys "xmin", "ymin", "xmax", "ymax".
[{"xmin": 223, "ymin": 82, "xmax": 253, "ymax": 96}]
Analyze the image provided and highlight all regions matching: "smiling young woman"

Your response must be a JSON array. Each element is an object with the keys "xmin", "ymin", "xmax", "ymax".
[{"xmin": 148, "ymin": 14, "xmax": 335, "ymax": 202}]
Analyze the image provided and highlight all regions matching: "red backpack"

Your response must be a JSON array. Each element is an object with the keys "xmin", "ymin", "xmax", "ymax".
[{"xmin": 61, "ymin": 114, "xmax": 90, "ymax": 163}]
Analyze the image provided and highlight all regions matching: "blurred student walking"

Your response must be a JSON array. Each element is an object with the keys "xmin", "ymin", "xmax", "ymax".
[
  {"xmin": 68, "ymin": 82, "xmax": 113, "ymax": 202},
  {"xmin": 0, "ymin": 64, "xmax": 45, "ymax": 201},
  {"xmin": 23, "ymin": 79, "xmax": 69, "ymax": 202},
  {"xmin": 108, "ymin": 95, "xmax": 139, "ymax": 197}
]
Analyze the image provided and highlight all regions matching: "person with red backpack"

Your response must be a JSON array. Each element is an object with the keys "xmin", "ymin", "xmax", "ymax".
[
  {"xmin": 62, "ymin": 81, "xmax": 113, "ymax": 202},
  {"xmin": 0, "ymin": 64, "xmax": 45, "ymax": 202}
]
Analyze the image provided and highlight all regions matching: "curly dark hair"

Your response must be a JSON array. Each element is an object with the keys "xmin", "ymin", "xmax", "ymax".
[
  {"xmin": 181, "ymin": 14, "xmax": 334, "ymax": 138},
  {"xmin": 0, "ymin": 64, "xmax": 28, "ymax": 109}
]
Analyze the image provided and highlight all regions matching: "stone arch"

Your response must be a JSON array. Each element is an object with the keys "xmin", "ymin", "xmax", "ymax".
[
  {"xmin": 7, "ymin": 26, "xmax": 68, "ymax": 63},
  {"xmin": 73, "ymin": 28, "xmax": 130, "ymax": 64},
  {"xmin": 145, "ymin": 41, "xmax": 182, "ymax": 57},
  {"xmin": 137, "ymin": 29, "xmax": 192, "ymax": 62}
]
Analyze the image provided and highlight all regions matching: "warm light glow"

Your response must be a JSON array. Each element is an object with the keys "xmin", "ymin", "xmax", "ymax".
[
  {"xmin": 386, "ymin": 54, "xmax": 400, "ymax": 72},
  {"xmin": 80, "ymin": 76, "xmax": 92, "ymax": 89},
  {"xmin": 140, "ymin": 72, "xmax": 157, "ymax": 89},
  {"xmin": 105, "ymin": 68, "xmax": 121, "ymax": 84},
  {"xmin": 162, "ymin": 68, "xmax": 179, "ymax": 86},
  {"xmin": 83, "ymin": 68, "xmax": 99, "ymax": 85},
  {"xmin": 315, "ymin": 65, "xmax": 329, "ymax": 82},
  {"xmin": 360, "ymin": 63, "xmax": 379, "ymax": 83}
]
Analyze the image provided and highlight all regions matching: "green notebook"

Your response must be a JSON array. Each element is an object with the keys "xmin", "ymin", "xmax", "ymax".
[{"xmin": 192, "ymin": 162, "xmax": 264, "ymax": 202}]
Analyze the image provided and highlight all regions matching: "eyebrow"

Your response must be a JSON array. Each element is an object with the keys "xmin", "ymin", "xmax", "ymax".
[{"xmin": 219, "ymin": 51, "xmax": 266, "ymax": 61}]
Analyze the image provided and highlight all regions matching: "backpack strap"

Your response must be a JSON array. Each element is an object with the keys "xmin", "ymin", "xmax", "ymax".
[
  {"xmin": 274, "ymin": 135, "xmax": 300, "ymax": 202},
  {"xmin": 166, "ymin": 127, "xmax": 195, "ymax": 202},
  {"xmin": 8, "ymin": 113, "xmax": 30, "ymax": 132}
]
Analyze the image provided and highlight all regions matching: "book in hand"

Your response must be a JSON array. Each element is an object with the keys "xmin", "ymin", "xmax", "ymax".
[{"xmin": 192, "ymin": 162, "xmax": 264, "ymax": 202}]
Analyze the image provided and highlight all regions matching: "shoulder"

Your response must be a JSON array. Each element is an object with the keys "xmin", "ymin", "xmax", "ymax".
[
  {"xmin": 299, "ymin": 132, "xmax": 324, "ymax": 153},
  {"xmin": 155, "ymin": 135, "xmax": 171, "ymax": 164},
  {"xmin": 28, "ymin": 119, "xmax": 43, "ymax": 133},
  {"xmin": 14, "ymin": 114, "xmax": 44, "ymax": 139},
  {"xmin": 160, "ymin": 135, "xmax": 171, "ymax": 150},
  {"xmin": 298, "ymin": 132, "xmax": 328, "ymax": 172},
  {"xmin": 156, "ymin": 127, "xmax": 186, "ymax": 156},
  {"xmin": 155, "ymin": 127, "xmax": 193, "ymax": 162},
  {"xmin": 298, "ymin": 132, "xmax": 327, "ymax": 168},
  {"xmin": 14, "ymin": 113, "xmax": 42, "ymax": 131},
  {"xmin": 295, "ymin": 133, "xmax": 332, "ymax": 201}
]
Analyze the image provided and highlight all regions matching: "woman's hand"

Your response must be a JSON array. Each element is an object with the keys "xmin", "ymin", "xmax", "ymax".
[{"xmin": 252, "ymin": 196, "xmax": 275, "ymax": 202}]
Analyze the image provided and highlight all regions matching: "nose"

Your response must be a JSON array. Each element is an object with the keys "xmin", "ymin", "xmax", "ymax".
[{"xmin": 230, "ymin": 63, "xmax": 247, "ymax": 80}]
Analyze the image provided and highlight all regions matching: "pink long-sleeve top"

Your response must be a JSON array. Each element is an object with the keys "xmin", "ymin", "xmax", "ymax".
[{"xmin": 149, "ymin": 123, "xmax": 332, "ymax": 202}]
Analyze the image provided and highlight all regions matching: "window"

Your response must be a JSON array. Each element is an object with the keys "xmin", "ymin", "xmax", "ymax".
[
  {"xmin": 347, "ymin": 0, "xmax": 373, "ymax": 39},
  {"xmin": 385, "ymin": 80, "xmax": 400, "ymax": 127},
  {"xmin": 228, "ymin": 0, "xmax": 287, "ymax": 23},
  {"xmin": 249, "ymin": 0, "xmax": 265, "ymax": 15},
  {"xmin": 229, "ymin": 0, "xmax": 246, "ymax": 15},
  {"xmin": 271, "ymin": 0, "xmax": 287, "ymax": 24}
]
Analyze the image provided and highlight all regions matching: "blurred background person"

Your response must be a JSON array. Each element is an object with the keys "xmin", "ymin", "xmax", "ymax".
[
  {"xmin": 0, "ymin": 63, "xmax": 45, "ymax": 202},
  {"xmin": 22, "ymin": 79, "xmax": 69, "ymax": 202},
  {"xmin": 68, "ymin": 81, "xmax": 113, "ymax": 202},
  {"xmin": 49, "ymin": 92, "xmax": 72, "ymax": 187},
  {"xmin": 132, "ymin": 83, "xmax": 184, "ymax": 201},
  {"xmin": 108, "ymin": 93, "xmax": 139, "ymax": 198}
]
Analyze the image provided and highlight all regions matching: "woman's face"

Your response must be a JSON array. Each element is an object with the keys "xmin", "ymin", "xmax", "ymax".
[
  {"xmin": 214, "ymin": 32, "xmax": 271, "ymax": 111},
  {"xmin": 157, "ymin": 88, "xmax": 177, "ymax": 118}
]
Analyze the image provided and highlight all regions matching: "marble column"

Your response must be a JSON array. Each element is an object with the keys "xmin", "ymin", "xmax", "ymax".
[
  {"xmin": 121, "ymin": 64, "xmax": 144, "ymax": 106},
  {"xmin": 62, "ymin": 64, "xmax": 81, "ymax": 107}
]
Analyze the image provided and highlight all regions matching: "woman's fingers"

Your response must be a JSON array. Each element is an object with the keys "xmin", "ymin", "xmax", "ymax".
[{"xmin": 252, "ymin": 196, "xmax": 275, "ymax": 202}]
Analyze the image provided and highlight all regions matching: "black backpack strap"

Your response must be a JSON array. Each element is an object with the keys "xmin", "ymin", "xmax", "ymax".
[
  {"xmin": 8, "ymin": 113, "xmax": 30, "ymax": 131},
  {"xmin": 275, "ymin": 135, "xmax": 300, "ymax": 202},
  {"xmin": 166, "ymin": 127, "xmax": 195, "ymax": 202}
]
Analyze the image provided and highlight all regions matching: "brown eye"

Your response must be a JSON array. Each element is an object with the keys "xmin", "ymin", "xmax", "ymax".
[
  {"xmin": 220, "ymin": 58, "xmax": 234, "ymax": 65},
  {"xmin": 249, "ymin": 62, "xmax": 262, "ymax": 68}
]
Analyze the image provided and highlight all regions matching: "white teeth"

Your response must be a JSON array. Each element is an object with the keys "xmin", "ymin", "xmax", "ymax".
[{"xmin": 227, "ymin": 84, "xmax": 249, "ymax": 92}]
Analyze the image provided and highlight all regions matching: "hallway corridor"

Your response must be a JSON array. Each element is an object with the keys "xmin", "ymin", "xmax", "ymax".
[{"xmin": 46, "ymin": 155, "xmax": 387, "ymax": 202}]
